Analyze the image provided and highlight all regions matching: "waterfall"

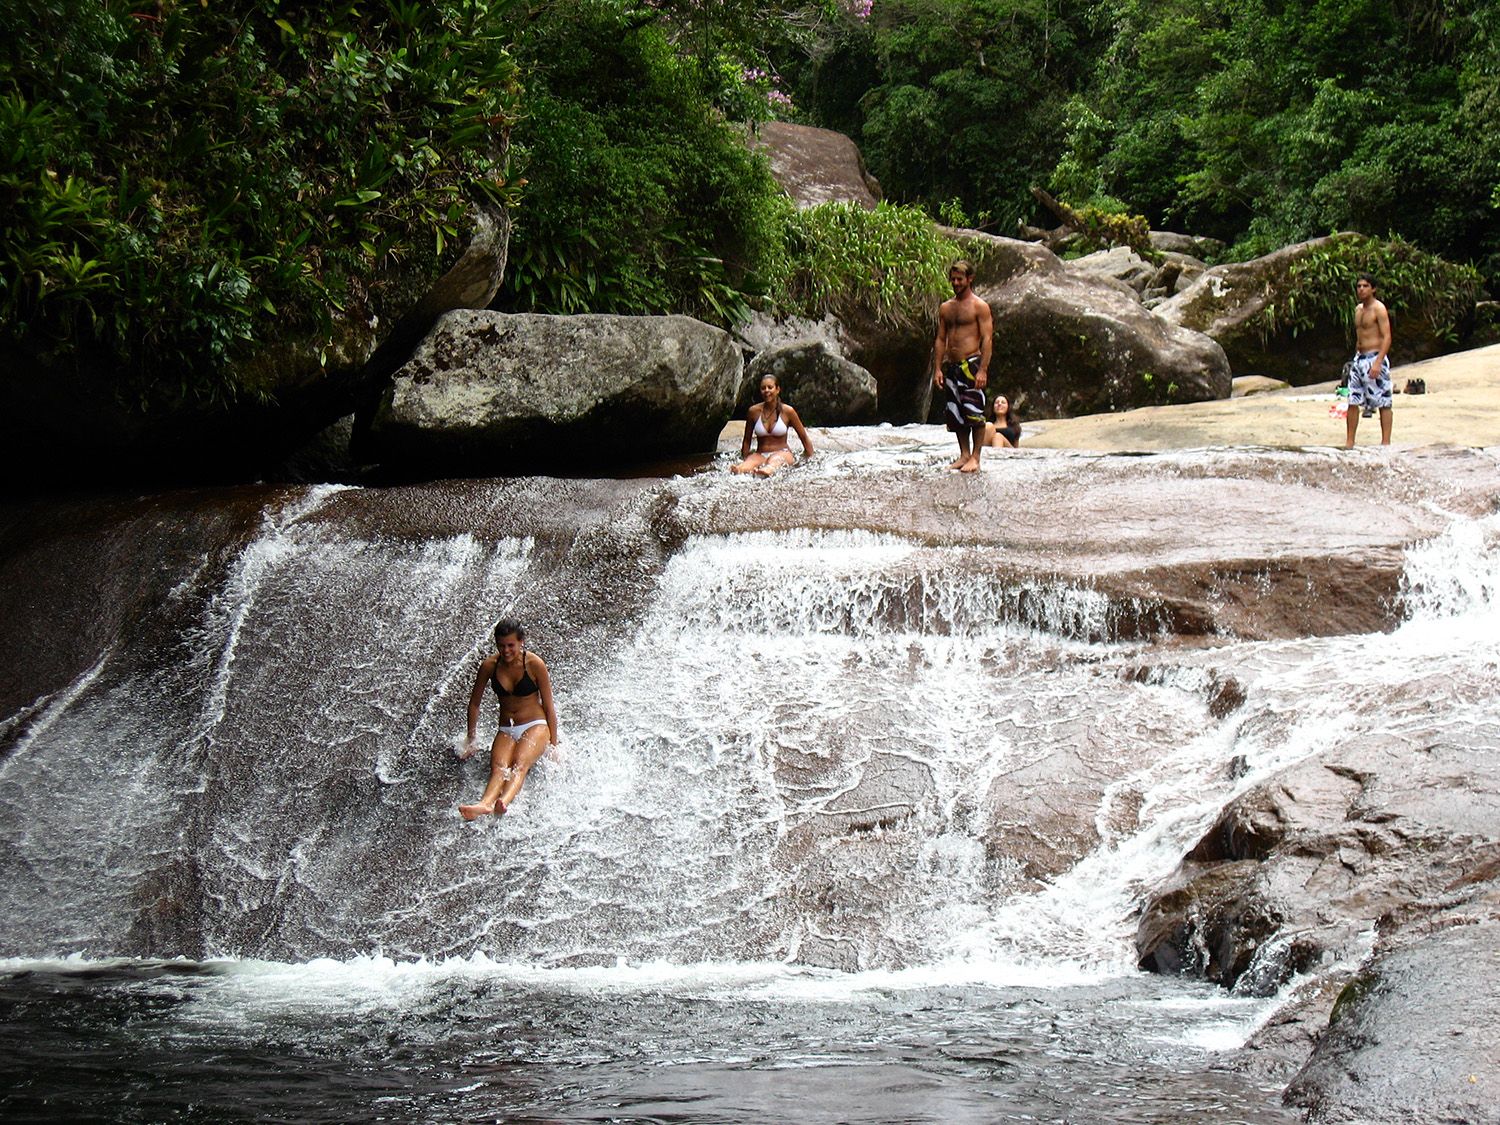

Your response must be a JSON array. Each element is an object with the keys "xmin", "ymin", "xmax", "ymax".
[{"xmin": 1, "ymin": 473, "xmax": 1496, "ymax": 978}]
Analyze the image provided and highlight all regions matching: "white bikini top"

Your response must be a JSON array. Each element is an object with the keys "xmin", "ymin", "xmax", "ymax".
[{"xmin": 753, "ymin": 406, "xmax": 788, "ymax": 438}]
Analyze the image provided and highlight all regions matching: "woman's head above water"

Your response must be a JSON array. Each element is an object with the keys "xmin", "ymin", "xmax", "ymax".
[{"xmin": 493, "ymin": 618, "xmax": 526, "ymax": 648}]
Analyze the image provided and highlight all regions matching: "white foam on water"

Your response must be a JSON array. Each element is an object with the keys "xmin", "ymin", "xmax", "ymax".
[
  {"xmin": 1400, "ymin": 511, "xmax": 1500, "ymax": 625},
  {"xmin": 0, "ymin": 949, "xmax": 1136, "ymax": 1002},
  {"xmin": 6, "ymin": 487, "xmax": 1497, "ymax": 1067}
]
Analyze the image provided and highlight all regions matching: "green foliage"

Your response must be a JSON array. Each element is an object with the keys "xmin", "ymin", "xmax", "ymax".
[
  {"xmin": 1, "ymin": 0, "xmax": 519, "ymax": 408},
  {"xmin": 762, "ymin": 200, "xmax": 959, "ymax": 323},
  {"xmin": 857, "ymin": 0, "xmax": 1098, "ymax": 229},
  {"xmin": 767, "ymin": 1, "xmax": 1497, "ymax": 290},
  {"xmin": 1056, "ymin": 201, "xmax": 1154, "ymax": 258},
  {"xmin": 1253, "ymin": 235, "xmax": 1483, "ymax": 343},
  {"xmin": 496, "ymin": 0, "xmax": 788, "ymax": 326},
  {"xmin": 1042, "ymin": 0, "xmax": 1500, "ymax": 287}
]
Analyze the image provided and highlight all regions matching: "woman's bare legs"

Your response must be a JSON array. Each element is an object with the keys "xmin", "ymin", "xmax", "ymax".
[
  {"xmin": 458, "ymin": 730, "xmax": 518, "ymax": 819},
  {"xmin": 498, "ymin": 725, "xmax": 551, "ymax": 808},
  {"xmin": 753, "ymin": 449, "xmax": 797, "ymax": 477},
  {"xmin": 732, "ymin": 453, "xmax": 770, "ymax": 474}
]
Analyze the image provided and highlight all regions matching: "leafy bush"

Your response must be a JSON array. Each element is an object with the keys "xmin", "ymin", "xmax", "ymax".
[
  {"xmin": 494, "ymin": 0, "xmax": 788, "ymax": 326},
  {"xmin": 1041, "ymin": 0, "xmax": 1500, "ymax": 289},
  {"xmin": 0, "ymin": 0, "xmax": 519, "ymax": 409},
  {"xmin": 1255, "ymin": 235, "xmax": 1483, "ymax": 344},
  {"xmin": 762, "ymin": 200, "xmax": 959, "ymax": 323},
  {"xmin": 858, "ymin": 0, "xmax": 1094, "ymax": 230}
]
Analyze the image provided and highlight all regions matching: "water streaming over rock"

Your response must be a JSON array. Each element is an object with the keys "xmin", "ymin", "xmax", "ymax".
[{"xmin": 2, "ymin": 441, "xmax": 1497, "ymax": 1122}]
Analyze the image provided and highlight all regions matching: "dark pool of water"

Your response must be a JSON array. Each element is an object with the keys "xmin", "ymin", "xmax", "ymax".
[{"xmin": 0, "ymin": 960, "xmax": 1300, "ymax": 1124}]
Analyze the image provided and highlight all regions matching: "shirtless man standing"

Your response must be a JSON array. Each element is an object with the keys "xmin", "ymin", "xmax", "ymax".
[
  {"xmin": 933, "ymin": 260, "xmax": 993, "ymax": 472},
  {"xmin": 1346, "ymin": 273, "xmax": 1393, "ymax": 447}
]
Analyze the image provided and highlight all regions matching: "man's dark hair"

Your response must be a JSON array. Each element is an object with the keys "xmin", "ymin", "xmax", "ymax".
[{"xmin": 1357, "ymin": 273, "xmax": 1377, "ymax": 288}]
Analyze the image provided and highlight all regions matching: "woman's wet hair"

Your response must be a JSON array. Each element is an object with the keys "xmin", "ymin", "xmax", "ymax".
[
  {"xmin": 493, "ymin": 618, "xmax": 527, "ymax": 646},
  {"xmin": 758, "ymin": 373, "xmax": 780, "ymax": 390},
  {"xmin": 993, "ymin": 395, "xmax": 1017, "ymax": 425}
]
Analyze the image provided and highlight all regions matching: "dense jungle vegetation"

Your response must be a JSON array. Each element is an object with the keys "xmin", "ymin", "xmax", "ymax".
[{"xmin": 2, "ymin": 0, "xmax": 1495, "ymax": 409}]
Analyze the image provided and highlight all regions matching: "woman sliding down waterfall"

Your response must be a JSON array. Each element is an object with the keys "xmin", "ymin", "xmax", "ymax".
[{"xmin": 456, "ymin": 619, "xmax": 559, "ymax": 819}]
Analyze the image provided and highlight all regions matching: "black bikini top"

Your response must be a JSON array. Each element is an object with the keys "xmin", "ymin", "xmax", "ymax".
[{"xmin": 491, "ymin": 652, "xmax": 539, "ymax": 698}]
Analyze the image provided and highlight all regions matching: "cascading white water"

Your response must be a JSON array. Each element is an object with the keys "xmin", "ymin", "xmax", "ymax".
[
  {"xmin": 3, "ymin": 488, "xmax": 1497, "ymax": 977},
  {"xmin": 0, "ymin": 488, "xmax": 536, "ymax": 957},
  {"xmin": 5, "ymin": 458, "xmax": 1497, "ymax": 1124}
]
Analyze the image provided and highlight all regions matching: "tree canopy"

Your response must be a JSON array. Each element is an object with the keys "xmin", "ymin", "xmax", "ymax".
[
  {"xmin": 786, "ymin": 0, "xmax": 1499, "ymax": 285},
  {"xmin": 2, "ymin": 0, "xmax": 1493, "ymax": 415}
]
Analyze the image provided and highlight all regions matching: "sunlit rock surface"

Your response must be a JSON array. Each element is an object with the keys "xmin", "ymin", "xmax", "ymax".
[{"xmin": 749, "ymin": 121, "xmax": 882, "ymax": 210}]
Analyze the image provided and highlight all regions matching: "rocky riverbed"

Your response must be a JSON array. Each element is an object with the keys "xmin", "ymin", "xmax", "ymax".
[{"xmin": 5, "ymin": 378, "xmax": 1499, "ymax": 1122}]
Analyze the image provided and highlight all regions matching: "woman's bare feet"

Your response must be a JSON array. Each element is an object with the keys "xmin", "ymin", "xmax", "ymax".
[{"xmin": 458, "ymin": 799, "xmax": 506, "ymax": 820}]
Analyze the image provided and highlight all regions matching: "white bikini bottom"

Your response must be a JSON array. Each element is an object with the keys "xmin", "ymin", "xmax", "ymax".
[{"xmin": 499, "ymin": 718, "xmax": 548, "ymax": 742}]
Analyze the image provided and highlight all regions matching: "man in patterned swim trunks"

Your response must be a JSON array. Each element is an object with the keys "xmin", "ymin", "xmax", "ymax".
[
  {"xmin": 933, "ymin": 260, "xmax": 993, "ymax": 472},
  {"xmin": 1346, "ymin": 273, "xmax": 1393, "ymax": 447}
]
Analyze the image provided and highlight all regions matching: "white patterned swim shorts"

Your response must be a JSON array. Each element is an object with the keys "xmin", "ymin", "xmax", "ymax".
[{"xmin": 1346, "ymin": 350, "xmax": 1392, "ymax": 410}]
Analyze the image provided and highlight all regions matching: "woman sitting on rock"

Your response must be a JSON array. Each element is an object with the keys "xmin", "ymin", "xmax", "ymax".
[
  {"xmin": 733, "ymin": 373, "xmax": 814, "ymax": 477},
  {"xmin": 456, "ymin": 618, "xmax": 558, "ymax": 820},
  {"xmin": 985, "ymin": 393, "xmax": 1022, "ymax": 449}
]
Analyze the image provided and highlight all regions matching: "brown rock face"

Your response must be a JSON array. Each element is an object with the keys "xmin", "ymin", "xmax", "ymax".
[
  {"xmin": 1285, "ymin": 920, "xmax": 1500, "ymax": 1124},
  {"xmin": 1137, "ymin": 730, "xmax": 1500, "ymax": 1108},
  {"xmin": 749, "ymin": 121, "xmax": 883, "ymax": 209},
  {"xmin": 955, "ymin": 231, "xmax": 1232, "ymax": 418}
]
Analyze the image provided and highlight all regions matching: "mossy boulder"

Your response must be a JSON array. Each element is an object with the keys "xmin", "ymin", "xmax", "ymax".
[
  {"xmin": 366, "ymin": 309, "xmax": 741, "ymax": 476},
  {"xmin": 1155, "ymin": 233, "xmax": 1479, "ymax": 383}
]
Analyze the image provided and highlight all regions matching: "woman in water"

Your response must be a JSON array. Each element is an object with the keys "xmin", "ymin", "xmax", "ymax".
[
  {"xmin": 985, "ymin": 393, "xmax": 1022, "ymax": 449},
  {"xmin": 732, "ymin": 373, "xmax": 814, "ymax": 476},
  {"xmin": 457, "ymin": 619, "xmax": 558, "ymax": 819}
]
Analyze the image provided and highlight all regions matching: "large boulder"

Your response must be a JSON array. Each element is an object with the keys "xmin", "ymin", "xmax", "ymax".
[
  {"xmin": 1149, "ymin": 230, "xmax": 1224, "ymax": 259},
  {"xmin": 830, "ymin": 306, "xmax": 941, "ymax": 423},
  {"xmin": 366, "ymin": 310, "xmax": 742, "ymax": 475},
  {"xmin": 1137, "ymin": 734, "xmax": 1500, "ymax": 988},
  {"xmin": 957, "ymin": 230, "xmax": 1232, "ymax": 417},
  {"xmin": 734, "ymin": 306, "xmax": 933, "ymax": 425},
  {"xmin": 1155, "ymin": 232, "xmax": 1465, "ymax": 383},
  {"xmin": 1134, "ymin": 721, "xmax": 1500, "ymax": 1112},
  {"xmin": 1285, "ymin": 920, "xmax": 1500, "ymax": 1124},
  {"xmin": 749, "ymin": 121, "xmax": 882, "ymax": 209},
  {"xmin": 740, "ymin": 226, "xmax": 1232, "ymax": 425},
  {"xmin": 741, "ymin": 340, "xmax": 879, "ymax": 425},
  {"xmin": 1063, "ymin": 245, "xmax": 1157, "ymax": 295}
]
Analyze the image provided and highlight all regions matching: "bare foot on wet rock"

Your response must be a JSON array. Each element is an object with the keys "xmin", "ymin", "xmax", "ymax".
[
  {"xmin": 458, "ymin": 800, "xmax": 505, "ymax": 820},
  {"xmin": 959, "ymin": 457, "xmax": 981, "ymax": 472}
]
